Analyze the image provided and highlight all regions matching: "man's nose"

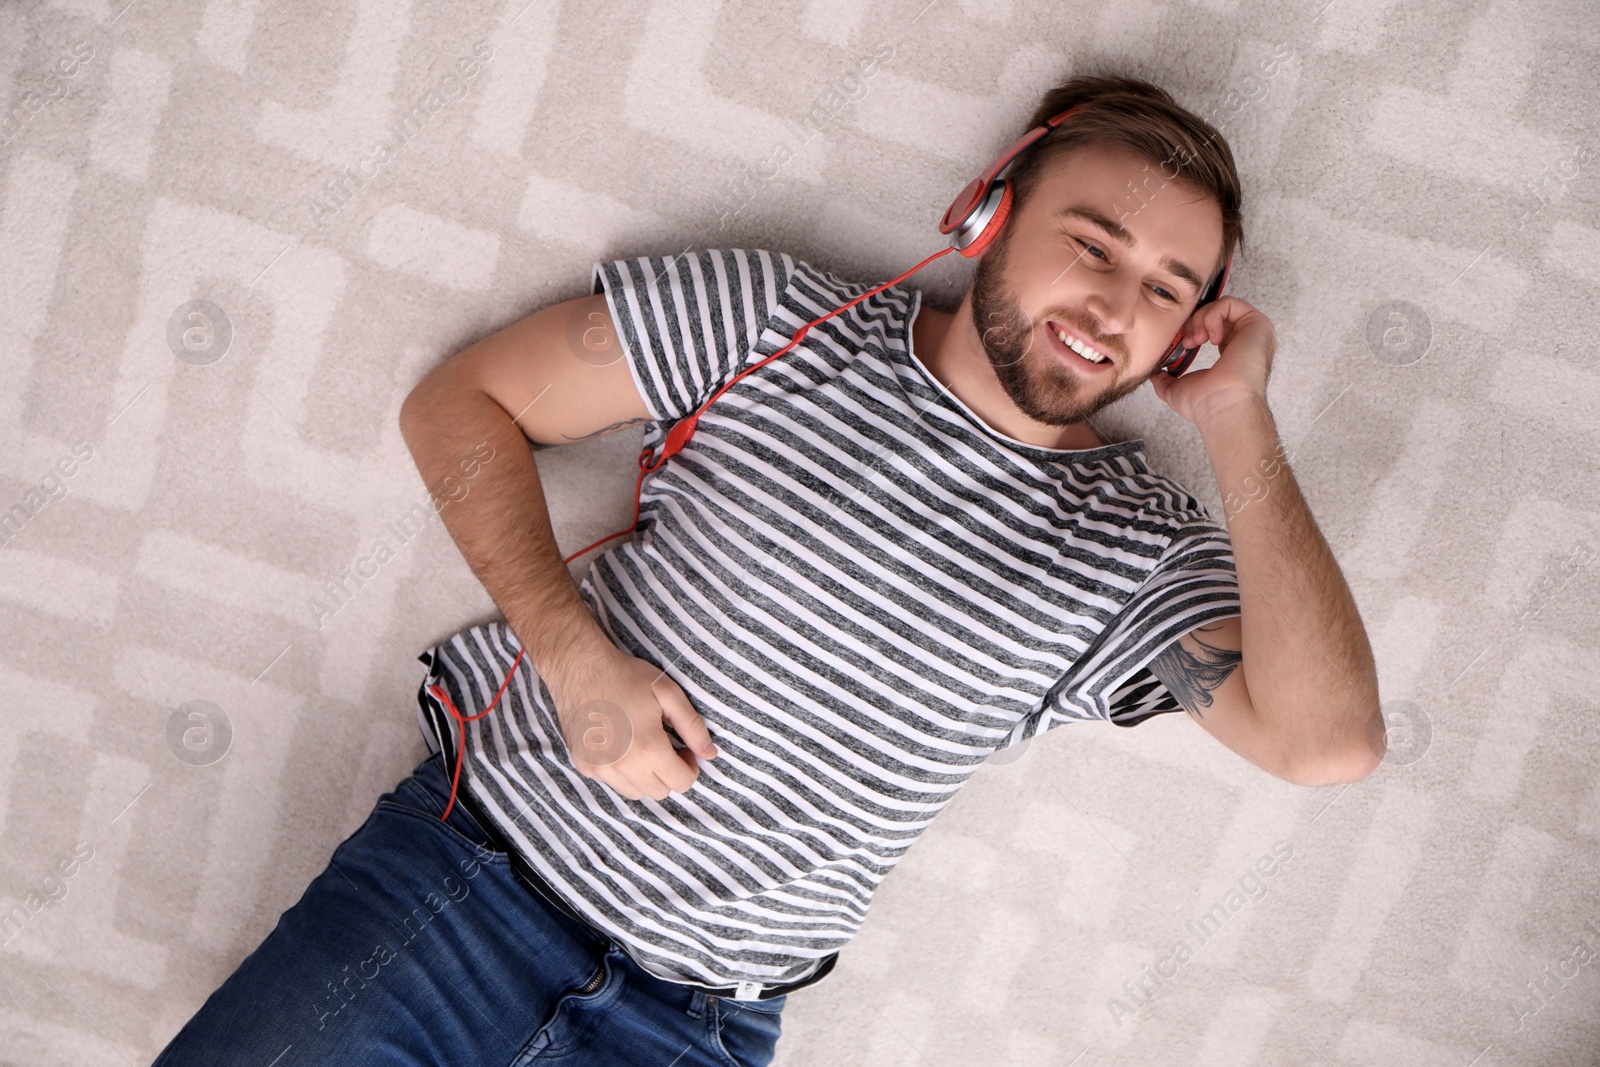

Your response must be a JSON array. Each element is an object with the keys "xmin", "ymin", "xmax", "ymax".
[{"xmin": 1080, "ymin": 279, "xmax": 1137, "ymax": 337}]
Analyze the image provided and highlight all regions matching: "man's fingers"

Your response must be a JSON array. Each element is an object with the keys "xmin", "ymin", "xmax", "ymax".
[
  {"xmin": 1177, "ymin": 299, "xmax": 1244, "ymax": 357},
  {"xmin": 621, "ymin": 769, "xmax": 676, "ymax": 803},
  {"xmin": 652, "ymin": 675, "xmax": 719, "ymax": 760},
  {"xmin": 636, "ymin": 694, "xmax": 704, "ymax": 797},
  {"xmin": 650, "ymin": 736, "xmax": 700, "ymax": 796}
]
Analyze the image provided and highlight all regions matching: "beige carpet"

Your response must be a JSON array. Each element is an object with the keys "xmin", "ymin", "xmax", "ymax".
[{"xmin": 2, "ymin": 0, "xmax": 1598, "ymax": 1064}]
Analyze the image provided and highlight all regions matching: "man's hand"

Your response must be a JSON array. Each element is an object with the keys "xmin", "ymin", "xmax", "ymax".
[
  {"xmin": 1148, "ymin": 296, "xmax": 1277, "ymax": 425},
  {"xmin": 544, "ymin": 646, "xmax": 720, "ymax": 802}
]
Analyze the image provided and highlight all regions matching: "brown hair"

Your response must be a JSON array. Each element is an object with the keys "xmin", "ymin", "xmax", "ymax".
[{"xmin": 1003, "ymin": 74, "xmax": 1245, "ymax": 281}]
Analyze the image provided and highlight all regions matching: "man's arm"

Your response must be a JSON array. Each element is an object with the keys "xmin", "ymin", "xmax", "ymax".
[
  {"xmin": 398, "ymin": 292, "xmax": 652, "ymax": 683},
  {"xmin": 1185, "ymin": 393, "xmax": 1384, "ymax": 786},
  {"xmin": 1146, "ymin": 296, "xmax": 1384, "ymax": 787},
  {"xmin": 402, "ymin": 291, "xmax": 726, "ymax": 799},
  {"xmin": 1145, "ymin": 616, "xmax": 1271, "ymax": 775}
]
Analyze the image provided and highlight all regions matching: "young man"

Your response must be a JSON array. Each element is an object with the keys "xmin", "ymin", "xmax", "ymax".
[{"xmin": 152, "ymin": 75, "xmax": 1382, "ymax": 1067}]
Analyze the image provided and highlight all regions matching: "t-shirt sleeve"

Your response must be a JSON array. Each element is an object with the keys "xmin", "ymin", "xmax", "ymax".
[
  {"xmin": 1037, "ymin": 516, "xmax": 1243, "ymax": 731},
  {"xmin": 590, "ymin": 248, "xmax": 795, "ymax": 425}
]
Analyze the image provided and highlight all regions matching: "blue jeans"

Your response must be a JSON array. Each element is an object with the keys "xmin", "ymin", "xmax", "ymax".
[{"xmin": 150, "ymin": 751, "xmax": 787, "ymax": 1066}]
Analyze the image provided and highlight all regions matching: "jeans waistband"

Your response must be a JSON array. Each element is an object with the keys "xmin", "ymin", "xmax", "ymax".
[{"xmin": 450, "ymin": 781, "xmax": 835, "ymax": 1002}]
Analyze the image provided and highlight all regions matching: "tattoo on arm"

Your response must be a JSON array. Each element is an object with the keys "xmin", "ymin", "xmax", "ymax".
[
  {"xmin": 526, "ymin": 417, "xmax": 652, "ymax": 452},
  {"xmin": 1150, "ymin": 623, "xmax": 1243, "ymax": 720},
  {"xmin": 562, "ymin": 417, "xmax": 652, "ymax": 442}
]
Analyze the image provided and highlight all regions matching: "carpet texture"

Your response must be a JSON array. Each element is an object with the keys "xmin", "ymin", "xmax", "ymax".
[{"xmin": 1, "ymin": 0, "xmax": 1597, "ymax": 1064}]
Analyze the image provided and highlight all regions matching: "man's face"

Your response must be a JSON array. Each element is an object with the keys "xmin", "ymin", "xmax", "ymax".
[{"xmin": 967, "ymin": 142, "xmax": 1225, "ymax": 428}]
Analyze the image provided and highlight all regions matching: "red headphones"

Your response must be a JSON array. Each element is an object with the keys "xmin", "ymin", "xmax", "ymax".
[
  {"xmin": 428, "ymin": 105, "xmax": 1236, "ymax": 821},
  {"xmin": 939, "ymin": 105, "xmax": 1233, "ymax": 376}
]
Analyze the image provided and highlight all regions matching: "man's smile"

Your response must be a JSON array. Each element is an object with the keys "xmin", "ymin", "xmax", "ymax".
[{"xmin": 1045, "ymin": 319, "xmax": 1116, "ymax": 366}]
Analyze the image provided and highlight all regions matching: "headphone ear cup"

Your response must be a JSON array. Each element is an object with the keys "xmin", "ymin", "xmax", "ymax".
[
  {"xmin": 1159, "ymin": 332, "xmax": 1182, "ymax": 371},
  {"xmin": 961, "ymin": 183, "xmax": 1014, "ymax": 259},
  {"xmin": 1160, "ymin": 331, "xmax": 1199, "ymax": 376},
  {"xmin": 942, "ymin": 178, "xmax": 985, "ymax": 235}
]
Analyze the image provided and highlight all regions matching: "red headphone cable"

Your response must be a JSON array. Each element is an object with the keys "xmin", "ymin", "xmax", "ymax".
[{"xmin": 430, "ymin": 246, "xmax": 958, "ymax": 820}]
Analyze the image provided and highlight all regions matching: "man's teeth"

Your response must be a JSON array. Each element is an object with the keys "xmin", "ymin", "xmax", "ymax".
[{"xmin": 1054, "ymin": 327, "xmax": 1107, "ymax": 364}]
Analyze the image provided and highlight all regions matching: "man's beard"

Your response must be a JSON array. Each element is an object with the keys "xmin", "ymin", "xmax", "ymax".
[{"xmin": 967, "ymin": 223, "xmax": 1148, "ymax": 428}]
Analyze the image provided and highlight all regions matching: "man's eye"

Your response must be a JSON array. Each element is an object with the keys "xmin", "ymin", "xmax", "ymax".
[
  {"xmin": 1077, "ymin": 239, "xmax": 1108, "ymax": 261},
  {"xmin": 1152, "ymin": 285, "xmax": 1176, "ymax": 301}
]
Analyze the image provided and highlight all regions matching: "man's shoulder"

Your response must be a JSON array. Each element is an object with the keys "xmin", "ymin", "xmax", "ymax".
[
  {"xmin": 1100, "ymin": 459, "xmax": 1228, "ymax": 538},
  {"xmin": 618, "ymin": 248, "xmax": 921, "ymax": 317},
  {"xmin": 594, "ymin": 248, "xmax": 799, "ymax": 298},
  {"xmin": 720, "ymin": 249, "xmax": 921, "ymax": 306}
]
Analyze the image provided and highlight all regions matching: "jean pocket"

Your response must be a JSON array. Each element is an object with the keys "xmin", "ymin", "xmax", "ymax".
[
  {"xmin": 709, "ymin": 995, "xmax": 785, "ymax": 1067},
  {"xmin": 377, "ymin": 756, "xmax": 512, "ymax": 865},
  {"xmin": 376, "ymin": 799, "xmax": 514, "ymax": 868}
]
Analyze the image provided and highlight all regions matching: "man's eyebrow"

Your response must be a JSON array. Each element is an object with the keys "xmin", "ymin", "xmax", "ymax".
[{"xmin": 1055, "ymin": 206, "xmax": 1206, "ymax": 295}]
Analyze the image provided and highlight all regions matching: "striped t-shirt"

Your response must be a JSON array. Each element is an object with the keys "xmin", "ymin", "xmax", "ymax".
[{"xmin": 414, "ymin": 247, "xmax": 1242, "ymax": 993}]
